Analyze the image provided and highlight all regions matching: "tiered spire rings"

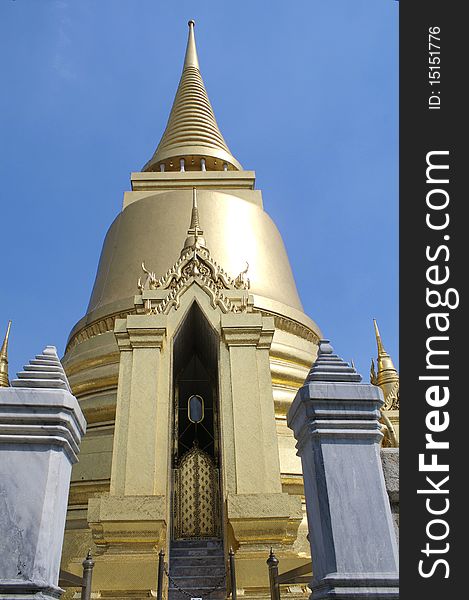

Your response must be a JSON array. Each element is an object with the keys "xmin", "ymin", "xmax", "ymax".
[{"xmin": 143, "ymin": 21, "xmax": 242, "ymax": 173}]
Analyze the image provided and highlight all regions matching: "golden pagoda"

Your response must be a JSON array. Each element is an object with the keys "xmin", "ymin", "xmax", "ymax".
[
  {"xmin": 61, "ymin": 21, "xmax": 321, "ymax": 600},
  {"xmin": 370, "ymin": 319, "xmax": 399, "ymax": 447}
]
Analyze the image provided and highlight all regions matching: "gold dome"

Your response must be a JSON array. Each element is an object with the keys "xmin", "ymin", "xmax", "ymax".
[{"xmin": 83, "ymin": 189, "xmax": 305, "ymax": 319}]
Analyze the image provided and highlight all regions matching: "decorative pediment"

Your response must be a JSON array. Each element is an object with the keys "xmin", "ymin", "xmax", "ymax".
[{"xmin": 135, "ymin": 189, "xmax": 252, "ymax": 315}]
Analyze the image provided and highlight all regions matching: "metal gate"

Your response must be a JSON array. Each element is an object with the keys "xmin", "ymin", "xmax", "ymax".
[{"xmin": 173, "ymin": 444, "xmax": 220, "ymax": 539}]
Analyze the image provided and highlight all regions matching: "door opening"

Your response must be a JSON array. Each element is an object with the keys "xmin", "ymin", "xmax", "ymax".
[{"xmin": 172, "ymin": 303, "xmax": 221, "ymax": 540}]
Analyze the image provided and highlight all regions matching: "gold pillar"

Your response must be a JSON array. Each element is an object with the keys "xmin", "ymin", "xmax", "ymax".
[
  {"xmin": 110, "ymin": 314, "xmax": 168, "ymax": 495},
  {"xmin": 221, "ymin": 312, "xmax": 303, "ymax": 592},
  {"xmin": 87, "ymin": 314, "xmax": 169, "ymax": 598}
]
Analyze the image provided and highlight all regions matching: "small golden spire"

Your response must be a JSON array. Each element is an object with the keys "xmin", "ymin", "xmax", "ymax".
[
  {"xmin": 370, "ymin": 319, "xmax": 399, "ymax": 448},
  {"xmin": 373, "ymin": 319, "xmax": 384, "ymax": 354},
  {"xmin": 371, "ymin": 319, "xmax": 399, "ymax": 411},
  {"xmin": 0, "ymin": 320, "xmax": 12, "ymax": 387},
  {"xmin": 187, "ymin": 187, "xmax": 203, "ymax": 236},
  {"xmin": 182, "ymin": 188, "xmax": 207, "ymax": 253}
]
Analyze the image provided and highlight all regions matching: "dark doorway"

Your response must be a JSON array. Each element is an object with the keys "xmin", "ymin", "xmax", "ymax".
[{"xmin": 172, "ymin": 303, "xmax": 221, "ymax": 540}]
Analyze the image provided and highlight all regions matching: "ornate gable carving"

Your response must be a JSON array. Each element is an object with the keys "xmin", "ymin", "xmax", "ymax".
[{"xmin": 135, "ymin": 189, "xmax": 252, "ymax": 316}]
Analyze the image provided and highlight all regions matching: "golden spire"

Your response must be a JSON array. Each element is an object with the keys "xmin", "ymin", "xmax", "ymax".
[
  {"xmin": 370, "ymin": 319, "xmax": 399, "ymax": 411},
  {"xmin": 143, "ymin": 20, "xmax": 242, "ymax": 173},
  {"xmin": 184, "ymin": 19, "xmax": 200, "ymax": 70},
  {"xmin": 0, "ymin": 320, "xmax": 12, "ymax": 387},
  {"xmin": 188, "ymin": 187, "xmax": 203, "ymax": 235},
  {"xmin": 182, "ymin": 188, "xmax": 207, "ymax": 253}
]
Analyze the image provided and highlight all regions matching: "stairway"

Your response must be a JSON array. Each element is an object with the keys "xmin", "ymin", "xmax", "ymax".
[{"xmin": 168, "ymin": 539, "xmax": 227, "ymax": 600}]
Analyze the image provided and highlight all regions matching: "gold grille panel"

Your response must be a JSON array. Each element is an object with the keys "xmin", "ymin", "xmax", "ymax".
[{"xmin": 173, "ymin": 446, "xmax": 219, "ymax": 539}]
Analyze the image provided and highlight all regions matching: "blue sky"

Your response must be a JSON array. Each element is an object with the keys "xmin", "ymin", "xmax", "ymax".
[{"xmin": 0, "ymin": 0, "xmax": 398, "ymax": 381}]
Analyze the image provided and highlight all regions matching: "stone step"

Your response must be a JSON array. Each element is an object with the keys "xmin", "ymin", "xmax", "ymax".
[
  {"xmin": 168, "ymin": 538, "xmax": 226, "ymax": 598},
  {"xmin": 168, "ymin": 590, "xmax": 226, "ymax": 600},
  {"xmin": 24, "ymin": 363, "xmax": 64, "ymax": 372},
  {"xmin": 170, "ymin": 547, "xmax": 224, "ymax": 558},
  {"xmin": 170, "ymin": 556, "xmax": 225, "ymax": 568},
  {"xmin": 171, "ymin": 565, "xmax": 225, "ymax": 577},
  {"xmin": 169, "ymin": 574, "xmax": 226, "ymax": 588},
  {"xmin": 171, "ymin": 539, "xmax": 222, "ymax": 549}
]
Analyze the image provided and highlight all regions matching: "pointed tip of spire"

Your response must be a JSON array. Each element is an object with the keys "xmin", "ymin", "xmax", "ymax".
[
  {"xmin": 373, "ymin": 318, "xmax": 385, "ymax": 355},
  {"xmin": 1, "ymin": 320, "xmax": 11, "ymax": 350},
  {"xmin": 184, "ymin": 19, "xmax": 200, "ymax": 70},
  {"xmin": 0, "ymin": 320, "xmax": 12, "ymax": 388}
]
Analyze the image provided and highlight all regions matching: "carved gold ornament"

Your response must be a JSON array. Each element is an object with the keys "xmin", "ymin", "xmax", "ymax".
[{"xmin": 136, "ymin": 189, "xmax": 251, "ymax": 315}]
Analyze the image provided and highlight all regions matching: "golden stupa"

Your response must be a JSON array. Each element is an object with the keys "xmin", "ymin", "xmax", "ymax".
[{"xmin": 61, "ymin": 21, "xmax": 322, "ymax": 600}]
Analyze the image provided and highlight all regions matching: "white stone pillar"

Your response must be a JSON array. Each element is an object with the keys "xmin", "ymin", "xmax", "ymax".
[
  {"xmin": 287, "ymin": 340, "xmax": 399, "ymax": 600},
  {"xmin": 0, "ymin": 346, "xmax": 86, "ymax": 600}
]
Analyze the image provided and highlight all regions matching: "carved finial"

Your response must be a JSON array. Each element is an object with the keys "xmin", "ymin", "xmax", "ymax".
[
  {"xmin": 0, "ymin": 320, "xmax": 12, "ymax": 387},
  {"xmin": 234, "ymin": 261, "xmax": 250, "ymax": 290},
  {"xmin": 267, "ymin": 547, "xmax": 279, "ymax": 567},
  {"xmin": 182, "ymin": 189, "xmax": 207, "ymax": 254},
  {"xmin": 141, "ymin": 262, "xmax": 159, "ymax": 290},
  {"xmin": 306, "ymin": 339, "xmax": 362, "ymax": 383},
  {"xmin": 188, "ymin": 188, "xmax": 203, "ymax": 236},
  {"xmin": 370, "ymin": 358, "xmax": 377, "ymax": 385},
  {"xmin": 82, "ymin": 548, "xmax": 95, "ymax": 570}
]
